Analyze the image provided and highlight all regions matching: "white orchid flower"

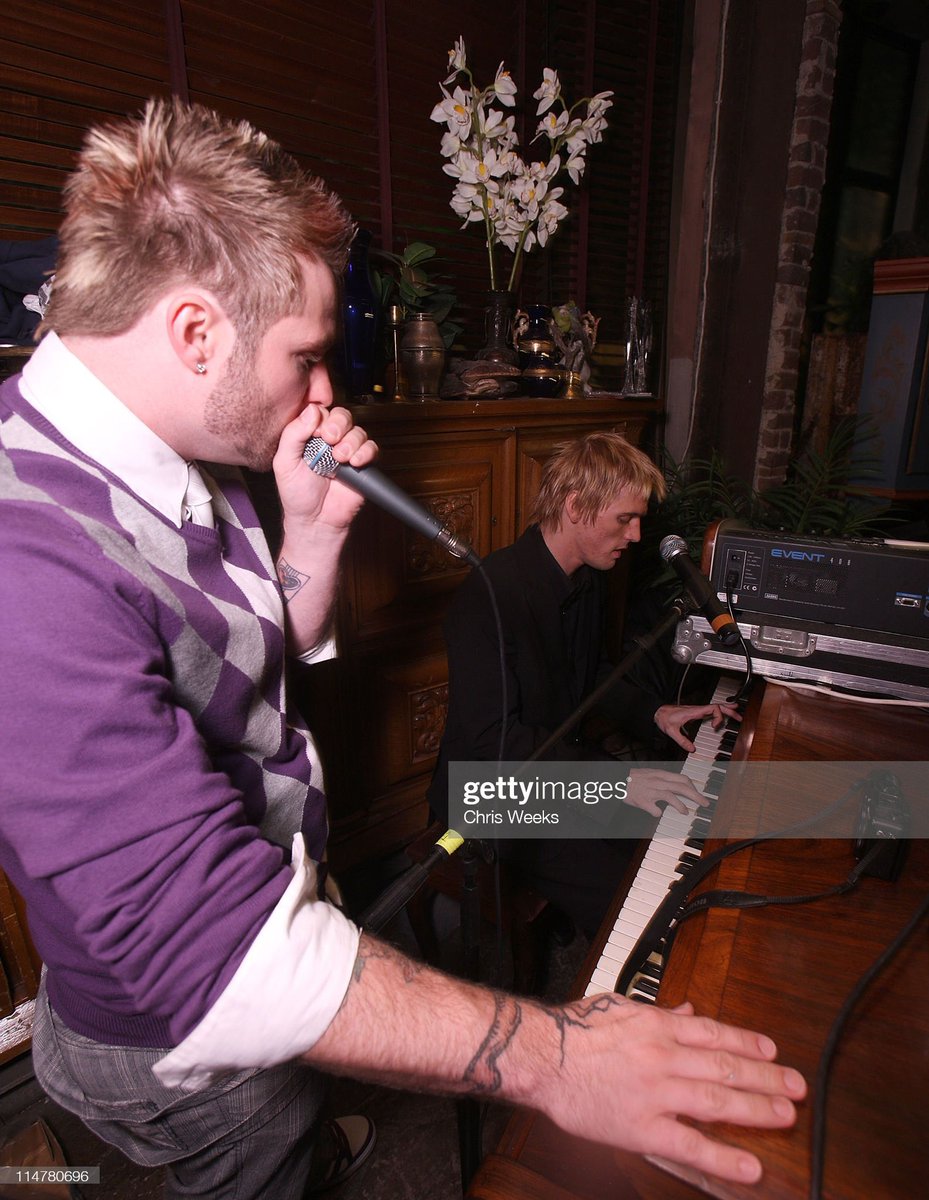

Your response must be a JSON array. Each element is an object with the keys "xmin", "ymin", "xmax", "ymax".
[
  {"xmin": 537, "ymin": 193, "xmax": 569, "ymax": 246},
  {"xmin": 440, "ymin": 129, "xmax": 464, "ymax": 159},
  {"xmin": 536, "ymin": 109, "xmax": 569, "ymax": 141},
  {"xmin": 430, "ymin": 86, "xmax": 473, "ymax": 140},
  {"xmin": 566, "ymin": 129, "xmax": 589, "ymax": 154},
  {"xmin": 482, "ymin": 107, "xmax": 508, "ymax": 139},
  {"xmin": 496, "ymin": 146, "xmax": 521, "ymax": 174},
  {"xmin": 588, "ymin": 91, "xmax": 614, "ymax": 117},
  {"xmin": 524, "ymin": 155, "xmax": 561, "ymax": 183},
  {"xmin": 533, "ymin": 67, "xmax": 560, "ymax": 115},
  {"xmin": 450, "ymin": 183, "xmax": 485, "ymax": 224},
  {"xmin": 494, "ymin": 65, "xmax": 518, "ymax": 107},
  {"xmin": 453, "ymin": 147, "xmax": 507, "ymax": 193},
  {"xmin": 581, "ymin": 112, "xmax": 609, "ymax": 144},
  {"xmin": 566, "ymin": 154, "xmax": 587, "ymax": 185},
  {"xmin": 444, "ymin": 36, "xmax": 467, "ymax": 82}
]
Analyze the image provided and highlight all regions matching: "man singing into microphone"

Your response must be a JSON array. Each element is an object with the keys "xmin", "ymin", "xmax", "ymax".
[
  {"xmin": 0, "ymin": 100, "xmax": 802, "ymax": 1198},
  {"xmin": 429, "ymin": 430, "xmax": 740, "ymax": 939}
]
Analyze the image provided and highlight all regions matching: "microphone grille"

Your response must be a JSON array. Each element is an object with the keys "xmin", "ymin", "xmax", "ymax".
[
  {"xmin": 303, "ymin": 437, "xmax": 339, "ymax": 479},
  {"xmin": 659, "ymin": 534, "xmax": 688, "ymax": 563}
]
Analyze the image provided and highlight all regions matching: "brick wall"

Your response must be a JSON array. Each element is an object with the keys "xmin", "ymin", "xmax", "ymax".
[{"xmin": 754, "ymin": 0, "xmax": 843, "ymax": 489}]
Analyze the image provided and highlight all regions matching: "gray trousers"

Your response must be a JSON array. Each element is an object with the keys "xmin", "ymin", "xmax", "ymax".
[{"xmin": 32, "ymin": 980, "xmax": 327, "ymax": 1199}]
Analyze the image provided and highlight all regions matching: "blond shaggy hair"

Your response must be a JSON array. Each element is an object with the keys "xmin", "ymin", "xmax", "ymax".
[
  {"xmin": 533, "ymin": 431, "xmax": 666, "ymax": 528},
  {"xmin": 44, "ymin": 97, "xmax": 354, "ymax": 338}
]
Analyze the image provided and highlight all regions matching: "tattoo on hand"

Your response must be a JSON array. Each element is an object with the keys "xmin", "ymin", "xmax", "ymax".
[
  {"xmin": 464, "ymin": 992, "xmax": 523, "ymax": 1095},
  {"xmin": 277, "ymin": 558, "xmax": 309, "ymax": 603},
  {"xmin": 543, "ymin": 994, "xmax": 623, "ymax": 1067}
]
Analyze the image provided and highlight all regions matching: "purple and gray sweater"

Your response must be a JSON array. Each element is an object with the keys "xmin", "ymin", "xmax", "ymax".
[{"xmin": 0, "ymin": 375, "xmax": 327, "ymax": 1049}]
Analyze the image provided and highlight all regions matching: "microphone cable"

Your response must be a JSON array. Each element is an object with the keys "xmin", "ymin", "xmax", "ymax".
[
  {"xmin": 724, "ymin": 585, "xmax": 753, "ymax": 705},
  {"xmin": 809, "ymin": 889, "xmax": 929, "ymax": 1200},
  {"xmin": 475, "ymin": 559, "xmax": 509, "ymax": 986}
]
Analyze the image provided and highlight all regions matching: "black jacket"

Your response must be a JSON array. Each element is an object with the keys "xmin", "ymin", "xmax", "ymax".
[{"xmin": 427, "ymin": 524, "xmax": 661, "ymax": 822}]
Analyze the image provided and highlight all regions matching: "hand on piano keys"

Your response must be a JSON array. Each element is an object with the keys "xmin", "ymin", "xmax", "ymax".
[
  {"xmin": 535, "ymin": 992, "xmax": 807, "ymax": 1186},
  {"xmin": 624, "ymin": 766, "xmax": 710, "ymax": 817},
  {"xmin": 654, "ymin": 698, "xmax": 742, "ymax": 754}
]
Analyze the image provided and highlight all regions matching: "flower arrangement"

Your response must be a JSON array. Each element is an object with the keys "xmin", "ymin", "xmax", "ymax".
[{"xmin": 431, "ymin": 36, "xmax": 613, "ymax": 294}]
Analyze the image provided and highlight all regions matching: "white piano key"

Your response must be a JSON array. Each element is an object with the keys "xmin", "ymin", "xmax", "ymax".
[
  {"xmin": 590, "ymin": 965, "xmax": 621, "ymax": 993},
  {"xmin": 586, "ymin": 674, "xmax": 740, "ymax": 996}
]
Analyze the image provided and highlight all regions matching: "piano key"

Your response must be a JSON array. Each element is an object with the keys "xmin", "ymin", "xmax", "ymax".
[{"xmin": 585, "ymin": 674, "xmax": 742, "ymax": 998}]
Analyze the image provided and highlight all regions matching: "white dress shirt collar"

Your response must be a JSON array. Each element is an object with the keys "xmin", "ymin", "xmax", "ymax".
[{"xmin": 20, "ymin": 331, "xmax": 194, "ymax": 528}]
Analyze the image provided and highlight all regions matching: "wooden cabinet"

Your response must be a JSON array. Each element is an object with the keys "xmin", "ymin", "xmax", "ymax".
[
  {"xmin": 294, "ymin": 395, "xmax": 660, "ymax": 872},
  {"xmin": 0, "ymin": 871, "xmax": 41, "ymax": 1063}
]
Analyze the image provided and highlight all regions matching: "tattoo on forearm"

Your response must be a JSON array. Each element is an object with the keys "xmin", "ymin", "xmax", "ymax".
[
  {"xmin": 353, "ymin": 938, "xmax": 425, "ymax": 986},
  {"xmin": 464, "ymin": 992, "xmax": 523, "ymax": 1095},
  {"xmin": 277, "ymin": 558, "xmax": 309, "ymax": 603}
]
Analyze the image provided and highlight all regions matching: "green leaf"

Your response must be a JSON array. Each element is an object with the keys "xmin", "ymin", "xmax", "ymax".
[{"xmin": 403, "ymin": 242, "xmax": 438, "ymax": 266}]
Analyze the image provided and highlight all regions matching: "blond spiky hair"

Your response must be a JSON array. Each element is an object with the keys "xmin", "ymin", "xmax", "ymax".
[
  {"xmin": 532, "ymin": 430, "xmax": 666, "ymax": 528},
  {"xmin": 44, "ymin": 97, "xmax": 354, "ymax": 338}
]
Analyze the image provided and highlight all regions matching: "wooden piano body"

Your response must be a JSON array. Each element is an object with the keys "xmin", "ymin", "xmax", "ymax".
[{"xmin": 467, "ymin": 679, "xmax": 929, "ymax": 1200}]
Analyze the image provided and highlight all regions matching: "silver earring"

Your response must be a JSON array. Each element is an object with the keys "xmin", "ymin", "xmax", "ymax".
[{"xmin": 195, "ymin": 362, "xmax": 207, "ymax": 375}]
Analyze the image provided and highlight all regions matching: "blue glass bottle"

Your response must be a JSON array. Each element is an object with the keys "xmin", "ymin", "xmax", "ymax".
[{"xmin": 341, "ymin": 229, "xmax": 379, "ymax": 401}]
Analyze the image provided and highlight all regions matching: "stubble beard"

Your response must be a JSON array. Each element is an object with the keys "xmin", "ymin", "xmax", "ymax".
[{"xmin": 203, "ymin": 338, "xmax": 282, "ymax": 472}]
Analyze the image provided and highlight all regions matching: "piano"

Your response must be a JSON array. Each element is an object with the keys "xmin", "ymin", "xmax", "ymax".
[{"xmin": 467, "ymin": 675, "xmax": 929, "ymax": 1200}]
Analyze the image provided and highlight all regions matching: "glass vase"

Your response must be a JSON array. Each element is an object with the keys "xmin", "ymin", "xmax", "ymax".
[
  {"xmin": 400, "ymin": 314, "xmax": 445, "ymax": 401},
  {"xmin": 341, "ymin": 228, "xmax": 379, "ymax": 401},
  {"xmin": 476, "ymin": 290, "xmax": 519, "ymax": 365},
  {"xmin": 515, "ymin": 303, "xmax": 563, "ymax": 397}
]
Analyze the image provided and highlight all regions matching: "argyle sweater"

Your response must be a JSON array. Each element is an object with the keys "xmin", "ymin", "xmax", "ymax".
[{"xmin": 0, "ymin": 374, "xmax": 327, "ymax": 1049}]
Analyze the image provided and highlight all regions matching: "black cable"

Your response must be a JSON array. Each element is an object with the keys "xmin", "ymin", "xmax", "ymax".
[
  {"xmin": 475, "ymin": 561, "xmax": 508, "ymax": 984},
  {"xmin": 724, "ymin": 586, "xmax": 753, "ymax": 705},
  {"xmin": 473, "ymin": 561, "xmax": 509, "ymax": 773},
  {"xmin": 673, "ymin": 842, "xmax": 885, "ymax": 925},
  {"xmin": 809, "ymin": 889, "xmax": 929, "ymax": 1200},
  {"xmin": 616, "ymin": 773, "xmax": 873, "ymax": 995}
]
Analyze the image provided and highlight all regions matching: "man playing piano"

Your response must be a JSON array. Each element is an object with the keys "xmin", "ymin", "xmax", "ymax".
[
  {"xmin": 0, "ymin": 100, "xmax": 802, "ymax": 1198},
  {"xmin": 429, "ymin": 430, "xmax": 740, "ymax": 939}
]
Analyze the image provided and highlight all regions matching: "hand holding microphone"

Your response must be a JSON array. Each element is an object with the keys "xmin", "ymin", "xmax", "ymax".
[
  {"xmin": 659, "ymin": 534, "xmax": 740, "ymax": 646},
  {"xmin": 303, "ymin": 435, "xmax": 480, "ymax": 566}
]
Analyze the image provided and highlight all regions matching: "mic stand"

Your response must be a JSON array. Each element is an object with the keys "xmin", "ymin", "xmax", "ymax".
[
  {"xmin": 456, "ymin": 837, "xmax": 494, "ymax": 1193},
  {"xmin": 356, "ymin": 596, "xmax": 693, "ymax": 1194},
  {"xmin": 525, "ymin": 595, "xmax": 691, "ymax": 764}
]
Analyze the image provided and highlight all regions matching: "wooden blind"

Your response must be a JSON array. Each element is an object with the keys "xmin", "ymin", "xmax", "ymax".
[
  {"xmin": 1, "ymin": 0, "xmax": 680, "ymax": 377},
  {"xmin": 1, "ymin": 0, "xmax": 171, "ymax": 237}
]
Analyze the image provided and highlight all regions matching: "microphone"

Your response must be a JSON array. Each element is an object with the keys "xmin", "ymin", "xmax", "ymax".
[
  {"xmin": 659, "ymin": 534, "xmax": 741, "ymax": 646},
  {"xmin": 303, "ymin": 437, "xmax": 481, "ymax": 567},
  {"xmin": 359, "ymin": 828, "xmax": 465, "ymax": 932}
]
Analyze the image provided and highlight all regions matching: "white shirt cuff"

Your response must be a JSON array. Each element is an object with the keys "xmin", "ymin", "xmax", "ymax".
[
  {"xmin": 295, "ymin": 633, "xmax": 338, "ymax": 665},
  {"xmin": 153, "ymin": 833, "xmax": 360, "ymax": 1090}
]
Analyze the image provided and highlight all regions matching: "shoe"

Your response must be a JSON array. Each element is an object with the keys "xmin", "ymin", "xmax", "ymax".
[{"xmin": 307, "ymin": 1115, "xmax": 377, "ymax": 1193}]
